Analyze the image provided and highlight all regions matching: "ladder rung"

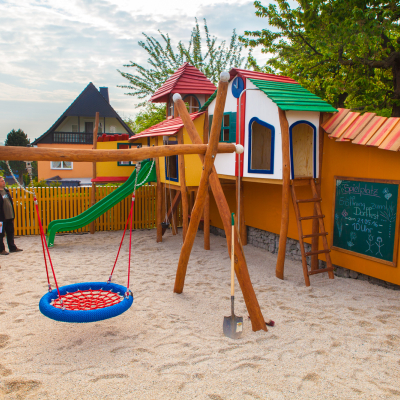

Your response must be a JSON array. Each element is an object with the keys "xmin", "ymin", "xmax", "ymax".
[
  {"xmin": 305, "ymin": 249, "xmax": 331, "ymax": 256},
  {"xmin": 297, "ymin": 198, "xmax": 321, "ymax": 203},
  {"xmin": 302, "ymin": 232, "xmax": 328, "ymax": 239},
  {"xmin": 308, "ymin": 267, "xmax": 334, "ymax": 276},
  {"xmin": 299, "ymin": 215, "xmax": 325, "ymax": 221}
]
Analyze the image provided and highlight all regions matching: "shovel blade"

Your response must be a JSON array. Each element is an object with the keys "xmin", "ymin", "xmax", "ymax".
[{"xmin": 223, "ymin": 315, "xmax": 243, "ymax": 339}]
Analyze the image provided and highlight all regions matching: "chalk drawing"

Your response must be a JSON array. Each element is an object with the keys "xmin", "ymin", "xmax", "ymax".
[
  {"xmin": 347, "ymin": 231, "xmax": 357, "ymax": 248},
  {"xmin": 376, "ymin": 237, "xmax": 384, "ymax": 257},
  {"xmin": 366, "ymin": 235, "xmax": 374, "ymax": 253}
]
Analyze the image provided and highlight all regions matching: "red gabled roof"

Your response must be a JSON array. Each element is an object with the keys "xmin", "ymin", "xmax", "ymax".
[
  {"xmin": 229, "ymin": 68, "xmax": 299, "ymax": 84},
  {"xmin": 150, "ymin": 63, "xmax": 217, "ymax": 103},
  {"xmin": 129, "ymin": 112, "xmax": 205, "ymax": 140}
]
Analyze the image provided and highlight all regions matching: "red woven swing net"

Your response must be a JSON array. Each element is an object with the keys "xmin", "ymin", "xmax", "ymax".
[{"xmin": 51, "ymin": 289, "xmax": 123, "ymax": 311}]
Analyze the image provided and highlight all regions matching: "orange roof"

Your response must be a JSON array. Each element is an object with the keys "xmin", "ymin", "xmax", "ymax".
[
  {"xmin": 150, "ymin": 63, "xmax": 216, "ymax": 103},
  {"xmin": 322, "ymin": 109, "xmax": 400, "ymax": 152},
  {"xmin": 129, "ymin": 112, "xmax": 205, "ymax": 140}
]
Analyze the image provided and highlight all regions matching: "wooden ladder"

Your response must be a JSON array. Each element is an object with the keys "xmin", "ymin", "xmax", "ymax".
[{"xmin": 291, "ymin": 177, "xmax": 334, "ymax": 286}]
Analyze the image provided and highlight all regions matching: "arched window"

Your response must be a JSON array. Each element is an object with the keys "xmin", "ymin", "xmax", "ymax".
[
  {"xmin": 248, "ymin": 117, "xmax": 275, "ymax": 174},
  {"xmin": 289, "ymin": 121, "xmax": 316, "ymax": 179}
]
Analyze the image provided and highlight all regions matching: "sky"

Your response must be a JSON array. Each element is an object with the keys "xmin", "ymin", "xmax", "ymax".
[{"xmin": 0, "ymin": 0, "xmax": 278, "ymax": 143}]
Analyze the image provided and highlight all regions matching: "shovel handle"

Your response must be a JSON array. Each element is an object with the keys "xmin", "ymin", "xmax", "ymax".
[{"xmin": 231, "ymin": 213, "xmax": 235, "ymax": 297}]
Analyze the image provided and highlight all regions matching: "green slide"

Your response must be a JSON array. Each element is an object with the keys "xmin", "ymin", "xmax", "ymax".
[{"xmin": 46, "ymin": 159, "xmax": 157, "ymax": 247}]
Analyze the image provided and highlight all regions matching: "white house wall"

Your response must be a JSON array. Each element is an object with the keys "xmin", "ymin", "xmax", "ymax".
[
  {"xmin": 243, "ymin": 80, "xmax": 282, "ymax": 180},
  {"xmin": 285, "ymin": 110, "xmax": 321, "ymax": 178},
  {"xmin": 210, "ymin": 79, "xmax": 237, "ymax": 176}
]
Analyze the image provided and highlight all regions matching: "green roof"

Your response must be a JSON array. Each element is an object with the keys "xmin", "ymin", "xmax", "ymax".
[
  {"xmin": 249, "ymin": 79, "xmax": 337, "ymax": 112},
  {"xmin": 200, "ymin": 89, "xmax": 217, "ymax": 112}
]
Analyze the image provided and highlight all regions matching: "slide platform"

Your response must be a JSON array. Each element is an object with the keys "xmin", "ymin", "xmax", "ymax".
[{"xmin": 46, "ymin": 159, "xmax": 157, "ymax": 247}]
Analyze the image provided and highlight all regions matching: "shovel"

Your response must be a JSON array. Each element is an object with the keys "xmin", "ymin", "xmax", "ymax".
[{"xmin": 223, "ymin": 213, "xmax": 243, "ymax": 339}]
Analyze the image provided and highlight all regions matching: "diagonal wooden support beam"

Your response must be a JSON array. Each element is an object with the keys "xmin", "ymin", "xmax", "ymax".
[
  {"xmin": 162, "ymin": 191, "xmax": 181, "ymax": 236},
  {"xmin": 172, "ymin": 74, "xmax": 267, "ymax": 332}
]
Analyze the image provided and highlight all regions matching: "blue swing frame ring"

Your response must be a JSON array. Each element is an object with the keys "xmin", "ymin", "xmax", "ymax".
[{"xmin": 39, "ymin": 282, "xmax": 133, "ymax": 323}]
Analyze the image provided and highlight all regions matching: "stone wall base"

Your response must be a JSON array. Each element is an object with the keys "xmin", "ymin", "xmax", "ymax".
[{"xmin": 210, "ymin": 225, "xmax": 400, "ymax": 291}]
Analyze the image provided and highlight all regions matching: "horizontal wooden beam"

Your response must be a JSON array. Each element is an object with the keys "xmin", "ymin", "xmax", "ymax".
[{"xmin": 0, "ymin": 143, "xmax": 236, "ymax": 162}]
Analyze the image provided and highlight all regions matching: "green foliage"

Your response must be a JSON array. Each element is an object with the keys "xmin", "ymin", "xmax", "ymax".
[
  {"xmin": 125, "ymin": 104, "xmax": 167, "ymax": 134},
  {"xmin": 0, "ymin": 129, "xmax": 31, "ymax": 184},
  {"xmin": 240, "ymin": 0, "xmax": 400, "ymax": 116},
  {"xmin": 118, "ymin": 18, "xmax": 247, "ymax": 103}
]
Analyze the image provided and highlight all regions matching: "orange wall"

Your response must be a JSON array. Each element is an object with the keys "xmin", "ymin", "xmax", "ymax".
[
  {"xmin": 210, "ymin": 136, "xmax": 400, "ymax": 285},
  {"xmin": 37, "ymin": 143, "xmax": 93, "ymax": 180}
]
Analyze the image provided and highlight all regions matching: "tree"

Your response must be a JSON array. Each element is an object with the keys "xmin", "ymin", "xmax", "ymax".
[
  {"xmin": 118, "ymin": 18, "xmax": 247, "ymax": 103},
  {"xmin": 240, "ymin": 0, "xmax": 400, "ymax": 116},
  {"xmin": 125, "ymin": 104, "xmax": 167, "ymax": 134},
  {"xmin": 0, "ymin": 129, "xmax": 31, "ymax": 184}
]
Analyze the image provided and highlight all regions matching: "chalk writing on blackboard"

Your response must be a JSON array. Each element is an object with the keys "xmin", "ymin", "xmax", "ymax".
[{"xmin": 332, "ymin": 178, "xmax": 399, "ymax": 266}]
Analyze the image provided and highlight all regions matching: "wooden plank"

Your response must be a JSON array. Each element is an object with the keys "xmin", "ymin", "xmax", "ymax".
[
  {"xmin": 276, "ymin": 108, "xmax": 291, "ymax": 280},
  {"xmin": 329, "ymin": 112, "xmax": 360, "ymax": 139},
  {"xmin": 378, "ymin": 120, "xmax": 400, "ymax": 151},
  {"xmin": 321, "ymin": 108, "xmax": 350, "ymax": 133},
  {"xmin": 177, "ymin": 128, "xmax": 188, "ymax": 241},
  {"xmin": 367, "ymin": 117, "xmax": 399, "ymax": 147},
  {"xmin": 352, "ymin": 116, "xmax": 387, "ymax": 145},
  {"xmin": 336, "ymin": 112, "xmax": 375, "ymax": 141}
]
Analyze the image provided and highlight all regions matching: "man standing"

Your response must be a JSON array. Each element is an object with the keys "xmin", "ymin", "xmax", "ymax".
[{"xmin": 0, "ymin": 177, "xmax": 22, "ymax": 255}]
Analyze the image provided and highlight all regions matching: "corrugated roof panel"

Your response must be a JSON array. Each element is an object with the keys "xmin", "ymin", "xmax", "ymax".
[
  {"xmin": 329, "ymin": 112, "xmax": 360, "ymax": 138},
  {"xmin": 321, "ymin": 109, "xmax": 350, "ymax": 133},
  {"xmin": 366, "ymin": 118, "xmax": 399, "ymax": 147},
  {"xmin": 150, "ymin": 63, "xmax": 216, "ymax": 103},
  {"xmin": 352, "ymin": 116, "xmax": 387, "ymax": 145},
  {"xmin": 249, "ymin": 79, "xmax": 337, "ymax": 113},
  {"xmin": 378, "ymin": 121, "xmax": 400, "ymax": 151},
  {"xmin": 129, "ymin": 112, "xmax": 205, "ymax": 140},
  {"xmin": 337, "ymin": 113, "xmax": 375, "ymax": 142},
  {"xmin": 229, "ymin": 68, "xmax": 298, "ymax": 84}
]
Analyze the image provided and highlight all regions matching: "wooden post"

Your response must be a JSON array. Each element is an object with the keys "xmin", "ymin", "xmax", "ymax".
[
  {"xmin": 276, "ymin": 108, "xmax": 290, "ymax": 280},
  {"xmin": 171, "ymin": 188, "xmax": 178, "ymax": 235},
  {"xmin": 155, "ymin": 137, "xmax": 163, "ymax": 242},
  {"xmin": 310, "ymin": 112, "xmax": 325, "ymax": 270},
  {"xmin": 236, "ymin": 177, "xmax": 247, "ymax": 245},
  {"xmin": 173, "ymin": 81, "xmax": 267, "ymax": 332},
  {"xmin": 177, "ymin": 128, "xmax": 188, "ymax": 241},
  {"xmin": 203, "ymin": 110, "xmax": 210, "ymax": 250},
  {"xmin": 90, "ymin": 112, "xmax": 99, "ymax": 235}
]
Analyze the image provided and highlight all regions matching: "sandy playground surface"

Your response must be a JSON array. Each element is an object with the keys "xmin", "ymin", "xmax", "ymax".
[{"xmin": 0, "ymin": 229, "xmax": 400, "ymax": 399}]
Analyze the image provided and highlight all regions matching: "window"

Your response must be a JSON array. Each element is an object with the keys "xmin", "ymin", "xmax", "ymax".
[
  {"xmin": 51, "ymin": 161, "xmax": 73, "ymax": 170},
  {"xmin": 165, "ymin": 140, "xmax": 179, "ymax": 182},
  {"xmin": 72, "ymin": 125, "xmax": 78, "ymax": 133},
  {"xmin": 248, "ymin": 117, "xmax": 274, "ymax": 174},
  {"xmin": 110, "ymin": 126, "xmax": 116, "ymax": 134},
  {"xmin": 182, "ymin": 95, "xmax": 200, "ymax": 114},
  {"xmin": 98, "ymin": 123, "xmax": 103, "ymax": 134},
  {"xmin": 209, "ymin": 112, "xmax": 237, "ymax": 143},
  {"xmin": 117, "ymin": 143, "xmax": 141, "ymax": 166},
  {"xmin": 85, "ymin": 122, "xmax": 93, "ymax": 133}
]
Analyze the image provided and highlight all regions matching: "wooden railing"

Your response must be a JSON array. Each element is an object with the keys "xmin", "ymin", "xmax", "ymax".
[{"xmin": 11, "ymin": 185, "xmax": 182, "ymax": 236}]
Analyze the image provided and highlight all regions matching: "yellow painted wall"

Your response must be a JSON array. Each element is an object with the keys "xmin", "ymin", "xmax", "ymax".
[
  {"xmin": 209, "ymin": 136, "xmax": 400, "ymax": 285},
  {"xmin": 159, "ymin": 114, "xmax": 205, "ymax": 187},
  {"xmin": 37, "ymin": 143, "xmax": 93, "ymax": 180},
  {"xmin": 96, "ymin": 138, "xmax": 156, "ymax": 177}
]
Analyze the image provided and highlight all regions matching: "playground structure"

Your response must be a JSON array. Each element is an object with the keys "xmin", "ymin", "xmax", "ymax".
[{"xmin": 0, "ymin": 73, "xmax": 269, "ymax": 331}]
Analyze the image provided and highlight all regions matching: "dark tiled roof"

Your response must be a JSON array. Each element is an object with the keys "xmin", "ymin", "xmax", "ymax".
[{"xmin": 33, "ymin": 83, "xmax": 133, "ymax": 144}]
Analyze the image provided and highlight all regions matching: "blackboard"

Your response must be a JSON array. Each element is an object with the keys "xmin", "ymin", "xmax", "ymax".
[{"xmin": 332, "ymin": 177, "xmax": 400, "ymax": 266}]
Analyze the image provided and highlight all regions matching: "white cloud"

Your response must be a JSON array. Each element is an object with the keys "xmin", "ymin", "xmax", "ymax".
[{"xmin": 0, "ymin": 0, "xmax": 274, "ymax": 141}]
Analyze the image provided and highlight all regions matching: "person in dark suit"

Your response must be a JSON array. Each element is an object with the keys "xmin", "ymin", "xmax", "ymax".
[{"xmin": 0, "ymin": 177, "xmax": 22, "ymax": 255}]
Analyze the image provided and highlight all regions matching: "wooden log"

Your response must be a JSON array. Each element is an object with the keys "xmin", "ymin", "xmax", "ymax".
[
  {"xmin": 174, "ymin": 81, "xmax": 229, "ymax": 293},
  {"xmin": 155, "ymin": 137, "xmax": 163, "ymax": 242},
  {"xmin": 276, "ymin": 108, "xmax": 290, "ymax": 280},
  {"xmin": 162, "ymin": 191, "xmax": 181, "ymax": 235},
  {"xmin": 0, "ymin": 143, "xmax": 236, "ymax": 162},
  {"xmin": 173, "ymin": 85, "xmax": 267, "ymax": 332},
  {"xmin": 90, "ymin": 112, "xmax": 99, "ymax": 235},
  {"xmin": 177, "ymin": 128, "xmax": 188, "ymax": 241},
  {"xmin": 236, "ymin": 177, "xmax": 247, "ymax": 245}
]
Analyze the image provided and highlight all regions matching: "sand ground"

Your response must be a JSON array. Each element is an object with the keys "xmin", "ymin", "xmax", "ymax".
[{"xmin": 0, "ymin": 229, "xmax": 400, "ymax": 400}]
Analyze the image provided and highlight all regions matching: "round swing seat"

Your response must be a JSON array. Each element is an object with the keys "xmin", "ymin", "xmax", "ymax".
[{"xmin": 39, "ymin": 282, "xmax": 133, "ymax": 323}]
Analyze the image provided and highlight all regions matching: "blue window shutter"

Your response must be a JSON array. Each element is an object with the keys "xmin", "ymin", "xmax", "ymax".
[{"xmin": 229, "ymin": 112, "xmax": 237, "ymax": 143}]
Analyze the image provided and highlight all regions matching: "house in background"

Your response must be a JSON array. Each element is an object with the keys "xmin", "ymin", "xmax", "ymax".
[{"xmin": 32, "ymin": 82, "xmax": 134, "ymax": 185}]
